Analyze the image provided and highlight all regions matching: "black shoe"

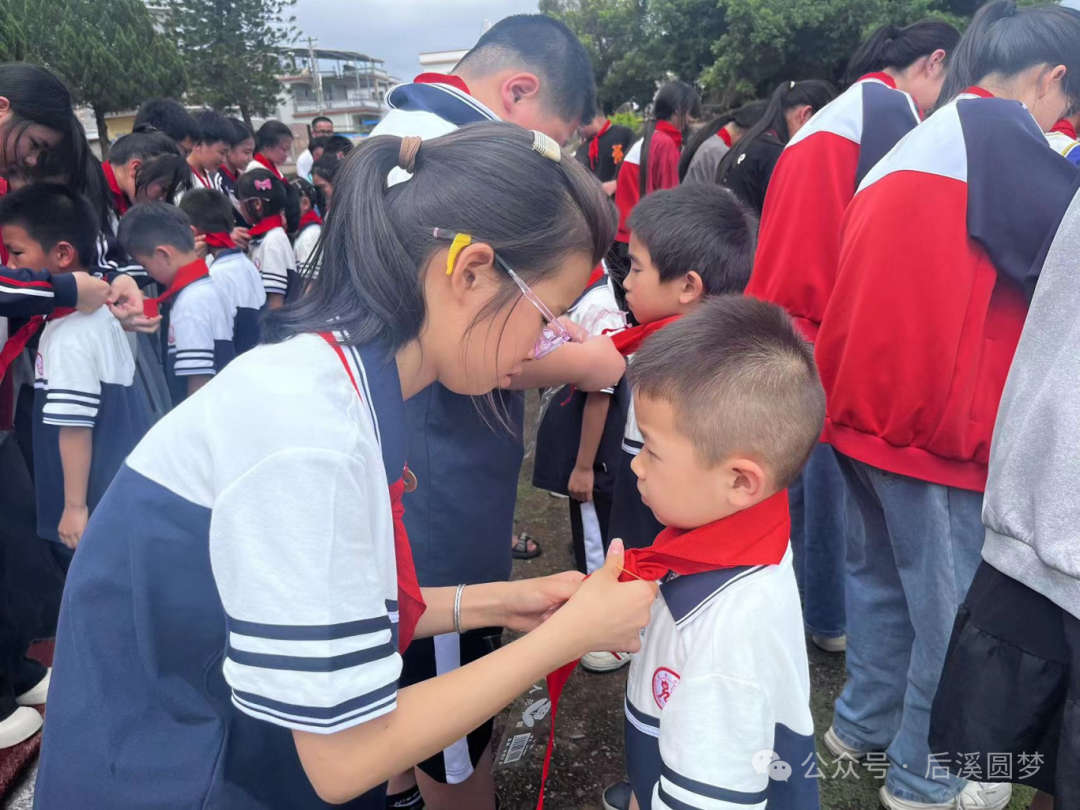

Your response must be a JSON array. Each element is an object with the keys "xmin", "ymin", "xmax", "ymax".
[
  {"xmin": 386, "ymin": 786, "xmax": 424, "ymax": 809},
  {"xmin": 602, "ymin": 781, "xmax": 632, "ymax": 810}
]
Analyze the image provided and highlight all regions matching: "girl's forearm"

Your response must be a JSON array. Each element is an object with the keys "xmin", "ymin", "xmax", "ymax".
[
  {"xmin": 414, "ymin": 582, "xmax": 510, "ymax": 638},
  {"xmin": 293, "ymin": 614, "xmax": 578, "ymax": 803}
]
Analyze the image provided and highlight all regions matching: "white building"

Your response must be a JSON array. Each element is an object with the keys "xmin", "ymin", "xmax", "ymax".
[{"xmin": 417, "ymin": 49, "xmax": 469, "ymax": 76}]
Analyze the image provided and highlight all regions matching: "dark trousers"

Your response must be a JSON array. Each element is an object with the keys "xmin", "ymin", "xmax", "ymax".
[
  {"xmin": 570, "ymin": 491, "xmax": 613, "ymax": 574},
  {"xmin": 0, "ymin": 433, "xmax": 62, "ymax": 720}
]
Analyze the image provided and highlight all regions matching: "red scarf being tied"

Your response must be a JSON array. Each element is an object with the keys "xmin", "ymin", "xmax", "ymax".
[
  {"xmin": 606, "ymin": 314, "xmax": 681, "ymax": 356},
  {"xmin": 536, "ymin": 490, "xmax": 792, "ymax": 809},
  {"xmin": 588, "ymin": 120, "xmax": 612, "ymax": 171},
  {"xmin": 203, "ymin": 232, "xmax": 236, "ymax": 250},
  {"xmin": 318, "ymin": 332, "xmax": 426, "ymax": 651},
  {"xmin": 142, "ymin": 258, "xmax": 210, "ymax": 318},
  {"xmin": 248, "ymin": 213, "xmax": 286, "ymax": 239},
  {"xmin": 253, "ymin": 152, "xmax": 285, "ymax": 181}
]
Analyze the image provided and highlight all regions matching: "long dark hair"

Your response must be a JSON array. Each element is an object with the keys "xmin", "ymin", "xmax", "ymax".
[
  {"xmin": 846, "ymin": 21, "xmax": 961, "ymax": 85},
  {"xmin": 678, "ymin": 100, "xmax": 767, "ymax": 182},
  {"xmin": 715, "ymin": 80, "xmax": 836, "ymax": 184},
  {"xmin": 134, "ymin": 154, "xmax": 192, "ymax": 203},
  {"xmin": 939, "ymin": 0, "xmax": 1080, "ymax": 108},
  {"xmin": 0, "ymin": 62, "xmax": 88, "ymax": 185},
  {"xmin": 639, "ymin": 81, "xmax": 701, "ymax": 196},
  {"xmin": 264, "ymin": 121, "xmax": 616, "ymax": 356}
]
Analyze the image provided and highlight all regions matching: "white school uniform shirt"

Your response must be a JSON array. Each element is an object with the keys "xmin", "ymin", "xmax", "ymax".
[
  {"xmin": 168, "ymin": 276, "xmax": 235, "ymax": 378},
  {"xmin": 248, "ymin": 227, "xmax": 295, "ymax": 299},
  {"xmin": 624, "ymin": 548, "xmax": 819, "ymax": 810},
  {"xmin": 293, "ymin": 223, "xmax": 321, "ymax": 274},
  {"xmin": 208, "ymin": 249, "xmax": 267, "ymax": 318}
]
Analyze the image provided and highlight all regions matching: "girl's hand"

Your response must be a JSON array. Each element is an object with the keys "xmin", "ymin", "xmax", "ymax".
[
  {"xmin": 554, "ymin": 539, "xmax": 656, "ymax": 657},
  {"xmin": 73, "ymin": 272, "xmax": 112, "ymax": 313},
  {"xmin": 231, "ymin": 227, "xmax": 252, "ymax": 250},
  {"xmin": 58, "ymin": 504, "xmax": 88, "ymax": 549},
  {"xmin": 194, "ymin": 234, "xmax": 208, "ymax": 258},
  {"xmin": 500, "ymin": 571, "xmax": 584, "ymax": 632}
]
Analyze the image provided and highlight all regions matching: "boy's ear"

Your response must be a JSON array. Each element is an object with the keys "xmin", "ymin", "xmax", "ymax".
[
  {"xmin": 725, "ymin": 456, "xmax": 768, "ymax": 510},
  {"xmin": 446, "ymin": 241, "xmax": 497, "ymax": 298},
  {"xmin": 155, "ymin": 245, "xmax": 173, "ymax": 264},
  {"xmin": 53, "ymin": 241, "xmax": 78, "ymax": 270},
  {"xmin": 679, "ymin": 270, "xmax": 706, "ymax": 305},
  {"xmin": 501, "ymin": 72, "xmax": 541, "ymax": 109},
  {"xmin": 127, "ymin": 158, "xmax": 143, "ymax": 176}
]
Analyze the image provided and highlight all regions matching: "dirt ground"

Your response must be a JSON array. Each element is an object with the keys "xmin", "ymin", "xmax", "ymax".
[{"xmin": 491, "ymin": 394, "xmax": 1036, "ymax": 810}]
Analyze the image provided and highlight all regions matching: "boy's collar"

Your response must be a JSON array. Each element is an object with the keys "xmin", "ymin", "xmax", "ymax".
[{"xmin": 660, "ymin": 562, "xmax": 776, "ymax": 625}]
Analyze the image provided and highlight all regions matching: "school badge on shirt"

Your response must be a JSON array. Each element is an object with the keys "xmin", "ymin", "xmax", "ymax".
[
  {"xmin": 168, "ymin": 324, "xmax": 176, "ymax": 347},
  {"xmin": 35, "ymin": 352, "xmax": 44, "ymax": 379},
  {"xmin": 652, "ymin": 666, "xmax": 680, "ymax": 709}
]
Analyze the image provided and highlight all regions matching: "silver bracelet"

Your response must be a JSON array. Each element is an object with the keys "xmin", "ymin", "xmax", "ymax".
[{"xmin": 453, "ymin": 584, "xmax": 466, "ymax": 635}]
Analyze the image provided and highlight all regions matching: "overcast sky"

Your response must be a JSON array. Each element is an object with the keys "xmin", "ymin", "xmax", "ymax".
[{"xmin": 292, "ymin": 0, "xmax": 541, "ymax": 82}]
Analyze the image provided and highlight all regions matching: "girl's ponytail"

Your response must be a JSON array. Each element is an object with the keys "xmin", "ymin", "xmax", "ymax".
[
  {"xmin": 846, "ymin": 21, "xmax": 960, "ymax": 85},
  {"xmin": 938, "ymin": 0, "xmax": 1080, "ymax": 108},
  {"xmin": 263, "ymin": 122, "xmax": 616, "ymax": 354},
  {"xmin": 640, "ymin": 80, "xmax": 702, "ymax": 195}
]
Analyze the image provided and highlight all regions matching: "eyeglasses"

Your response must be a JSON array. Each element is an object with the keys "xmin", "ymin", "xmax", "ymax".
[{"xmin": 433, "ymin": 228, "xmax": 572, "ymax": 360}]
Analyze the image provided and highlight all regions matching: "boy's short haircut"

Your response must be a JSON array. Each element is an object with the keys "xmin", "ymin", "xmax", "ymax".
[
  {"xmin": 307, "ymin": 136, "xmax": 331, "ymax": 156},
  {"xmin": 110, "ymin": 127, "xmax": 180, "ymax": 166},
  {"xmin": 629, "ymin": 295, "xmax": 825, "ymax": 488},
  {"xmin": 323, "ymin": 134, "xmax": 353, "ymax": 157},
  {"xmin": 628, "ymin": 184, "xmax": 758, "ymax": 295},
  {"xmin": 312, "ymin": 153, "xmax": 341, "ymax": 183},
  {"xmin": 134, "ymin": 99, "xmax": 199, "ymax": 145},
  {"xmin": 225, "ymin": 118, "xmax": 254, "ymax": 147},
  {"xmin": 192, "ymin": 110, "xmax": 233, "ymax": 146},
  {"xmin": 256, "ymin": 120, "xmax": 293, "ymax": 152},
  {"xmin": 312, "ymin": 116, "xmax": 333, "ymax": 130},
  {"xmin": 179, "ymin": 189, "xmax": 235, "ymax": 236},
  {"xmin": 118, "ymin": 202, "xmax": 197, "ymax": 259},
  {"xmin": 455, "ymin": 14, "xmax": 597, "ymax": 127},
  {"xmin": 0, "ymin": 183, "xmax": 99, "ymax": 269}
]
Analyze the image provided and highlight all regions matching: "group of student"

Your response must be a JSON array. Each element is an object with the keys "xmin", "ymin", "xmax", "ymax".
[{"xmin": 0, "ymin": 2, "xmax": 1079, "ymax": 810}]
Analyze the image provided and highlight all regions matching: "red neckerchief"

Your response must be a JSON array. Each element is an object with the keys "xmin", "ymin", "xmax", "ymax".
[
  {"xmin": 317, "ymin": 332, "xmax": 426, "ymax": 651},
  {"xmin": 298, "ymin": 210, "xmax": 323, "ymax": 230},
  {"xmin": 605, "ymin": 314, "xmax": 681, "ymax": 356},
  {"xmin": 204, "ymin": 232, "xmax": 236, "ymax": 249},
  {"xmin": 858, "ymin": 71, "xmax": 898, "ymax": 89},
  {"xmin": 717, "ymin": 127, "xmax": 733, "ymax": 147},
  {"xmin": 142, "ymin": 258, "xmax": 210, "ymax": 317},
  {"xmin": 1053, "ymin": 119, "xmax": 1078, "ymax": 140},
  {"xmin": 965, "ymin": 86, "xmax": 995, "ymax": 99},
  {"xmin": 537, "ymin": 490, "xmax": 791, "ymax": 809},
  {"xmin": 655, "ymin": 119, "xmax": 684, "ymax": 151},
  {"xmin": 219, "ymin": 164, "xmax": 237, "ymax": 182},
  {"xmin": 253, "ymin": 152, "xmax": 285, "ymax": 181},
  {"xmin": 248, "ymin": 213, "xmax": 285, "ymax": 239},
  {"xmin": 414, "ymin": 72, "xmax": 471, "ymax": 95},
  {"xmin": 589, "ymin": 119, "xmax": 613, "ymax": 171},
  {"xmin": 0, "ymin": 305, "xmax": 76, "ymax": 388},
  {"xmin": 585, "ymin": 265, "xmax": 604, "ymax": 290},
  {"xmin": 191, "ymin": 165, "xmax": 215, "ymax": 189},
  {"xmin": 102, "ymin": 162, "xmax": 130, "ymax": 216}
]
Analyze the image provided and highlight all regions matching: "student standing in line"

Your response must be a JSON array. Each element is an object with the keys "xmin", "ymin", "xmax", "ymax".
[
  {"xmin": 814, "ymin": 3, "xmax": 1080, "ymax": 808},
  {"xmin": 678, "ymin": 100, "xmax": 766, "ymax": 185},
  {"xmin": 369, "ymin": 17, "xmax": 615, "ymax": 810},
  {"xmin": 744, "ymin": 20, "xmax": 961, "ymax": 658},
  {"xmin": 36, "ymin": 122, "xmax": 655, "ymax": 810},
  {"xmin": 716, "ymin": 80, "xmax": 836, "ymax": 213},
  {"xmin": 184, "ymin": 110, "xmax": 232, "ymax": 195},
  {"xmin": 237, "ymin": 169, "xmax": 296, "ymax": 310},
  {"xmin": 247, "ymin": 120, "xmax": 294, "ymax": 180}
]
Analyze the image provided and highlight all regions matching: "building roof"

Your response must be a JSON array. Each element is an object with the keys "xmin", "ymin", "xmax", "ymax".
[{"xmin": 280, "ymin": 46, "xmax": 384, "ymax": 64}]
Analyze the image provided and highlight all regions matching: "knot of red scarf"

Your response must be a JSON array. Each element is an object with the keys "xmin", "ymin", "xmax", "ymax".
[
  {"xmin": 588, "ymin": 120, "xmax": 613, "ymax": 171},
  {"xmin": 317, "ymin": 332, "xmax": 426, "ymax": 651},
  {"xmin": 143, "ymin": 258, "xmax": 210, "ymax": 318},
  {"xmin": 203, "ymin": 232, "xmax": 236, "ymax": 249},
  {"xmin": 536, "ymin": 490, "xmax": 791, "ymax": 809}
]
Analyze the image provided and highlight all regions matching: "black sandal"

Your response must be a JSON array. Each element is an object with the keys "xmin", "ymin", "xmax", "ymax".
[{"xmin": 511, "ymin": 532, "xmax": 542, "ymax": 559}]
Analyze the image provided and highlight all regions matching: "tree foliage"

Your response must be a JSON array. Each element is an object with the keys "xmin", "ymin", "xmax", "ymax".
[
  {"xmin": 164, "ymin": 0, "xmax": 298, "ymax": 126},
  {"xmin": 3, "ymin": 0, "xmax": 185, "ymax": 157},
  {"xmin": 543, "ymin": 0, "xmax": 1021, "ymax": 110}
]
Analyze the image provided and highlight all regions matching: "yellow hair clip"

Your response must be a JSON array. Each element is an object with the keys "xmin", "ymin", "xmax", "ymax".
[{"xmin": 446, "ymin": 232, "xmax": 472, "ymax": 275}]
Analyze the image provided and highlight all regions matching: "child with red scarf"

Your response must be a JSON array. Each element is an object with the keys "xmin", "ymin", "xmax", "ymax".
[
  {"xmin": 608, "ymin": 296, "xmax": 823, "ymax": 810},
  {"xmin": 574, "ymin": 110, "xmax": 636, "ymax": 196},
  {"xmin": 236, "ymin": 169, "xmax": 297, "ymax": 309},
  {"xmin": 246, "ymin": 120, "xmax": 293, "ymax": 180},
  {"xmin": 291, "ymin": 177, "xmax": 323, "ymax": 275},
  {"xmin": 0, "ymin": 185, "xmax": 150, "ymax": 555},
  {"xmin": 119, "ymin": 203, "xmax": 235, "ymax": 404}
]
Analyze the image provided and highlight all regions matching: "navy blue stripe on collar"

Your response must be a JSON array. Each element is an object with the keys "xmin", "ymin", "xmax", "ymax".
[
  {"xmin": 660, "ymin": 566, "xmax": 767, "ymax": 625},
  {"xmin": 387, "ymin": 82, "xmax": 497, "ymax": 127},
  {"xmin": 346, "ymin": 344, "xmax": 407, "ymax": 482}
]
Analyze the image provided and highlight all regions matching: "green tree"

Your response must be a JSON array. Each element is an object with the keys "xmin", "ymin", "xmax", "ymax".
[
  {"xmin": 0, "ymin": 0, "xmax": 27, "ymax": 62},
  {"xmin": 165, "ymin": 0, "xmax": 298, "ymax": 126},
  {"xmin": 15, "ymin": 0, "xmax": 185, "ymax": 158}
]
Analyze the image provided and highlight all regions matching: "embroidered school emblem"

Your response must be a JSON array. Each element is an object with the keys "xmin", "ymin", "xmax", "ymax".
[
  {"xmin": 652, "ymin": 667, "xmax": 680, "ymax": 709},
  {"xmin": 612, "ymin": 143, "xmax": 625, "ymax": 165}
]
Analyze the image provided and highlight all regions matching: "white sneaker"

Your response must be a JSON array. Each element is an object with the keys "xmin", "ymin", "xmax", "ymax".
[
  {"xmin": 959, "ymin": 782, "xmax": 1011, "ymax": 810},
  {"xmin": 823, "ymin": 725, "xmax": 869, "ymax": 761},
  {"xmin": 16, "ymin": 667, "xmax": 50, "ymax": 706},
  {"xmin": 812, "ymin": 634, "xmax": 847, "ymax": 653},
  {"xmin": 879, "ymin": 785, "xmax": 957, "ymax": 809},
  {"xmin": 581, "ymin": 651, "xmax": 630, "ymax": 673},
  {"xmin": 0, "ymin": 706, "xmax": 43, "ymax": 749}
]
